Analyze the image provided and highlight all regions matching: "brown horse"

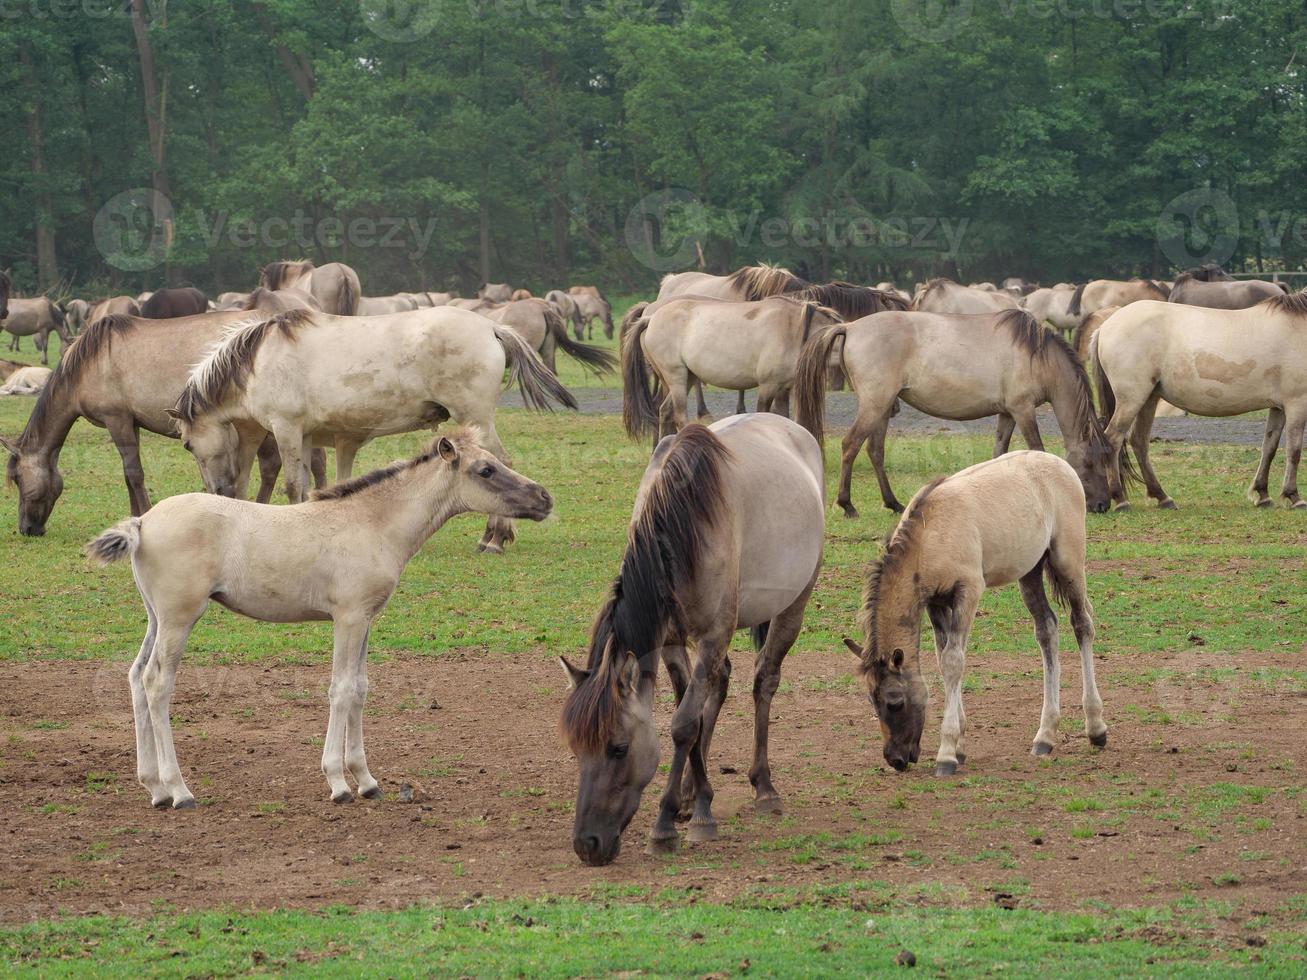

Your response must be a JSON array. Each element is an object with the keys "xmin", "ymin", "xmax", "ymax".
[
  {"xmin": 241, "ymin": 287, "xmax": 323, "ymax": 314},
  {"xmin": 1067, "ymin": 278, "xmax": 1169, "ymax": 321},
  {"xmin": 796, "ymin": 309, "xmax": 1114, "ymax": 515},
  {"xmin": 3, "ymin": 297, "xmax": 71, "ymax": 364},
  {"xmin": 260, "ymin": 260, "xmax": 360, "ymax": 315},
  {"xmin": 0, "ymin": 268, "xmax": 10, "ymax": 322},
  {"xmin": 483, "ymin": 299, "xmax": 615, "ymax": 377},
  {"xmin": 479, "ymin": 283, "xmax": 512, "ymax": 303},
  {"xmin": 913, "ymin": 278, "xmax": 1021, "ymax": 314},
  {"xmin": 560, "ymin": 415, "xmax": 824, "ymax": 864},
  {"xmin": 1168, "ymin": 269, "xmax": 1283, "ymax": 309},
  {"xmin": 140, "ymin": 287, "xmax": 208, "ymax": 319},
  {"xmin": 568, "ymin": 285, "xmax": 615, "ymax": 340},
  {"xmin": 1, "ymin": 312, "xmax": 293, "ymax": 536},
  {"xmin": 842, "ymin": 451, "xmax": 1106, "ymax": 776},
  {"xmin": 89, "ymin": 296, "xmax": 142, "ymax": 321}
]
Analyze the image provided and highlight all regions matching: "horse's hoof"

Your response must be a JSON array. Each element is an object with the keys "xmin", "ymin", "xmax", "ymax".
[
  {"xmin": 359, "ymin": 785, "xmax": 383, "ymax": 801},
  {"xmin": 172, "ymin": 797, "xmax": 197, "ymax": 810},
  {"xmin": 1255, "ymin": 498, "xmax": 1274, "ymax": 509},
  {"xmin": 1158, "ymin": 498, "xmax": 1178, "ymax": 510},
  {"xmin": 1089, "ymin": 731, "xmax": 1108, "ymax": 748},
  {"xmin": 687, "ymin": 821, "xmax": 718, "ymax": 843},
  {"xmin": 331, "ymin": 790, "xmax": 354, "ymax": 805},
  {"xmin": 151, "ymin": 797, "xmax": 173, "ymax": 809},
  {"xmin": 955, "ymin": 752, "xmax": 967, "ymax": 765},
  {"xmin": 480, "ymin": 542, "xmax": 504, "ymax": 556},
  {"xmin": 934, "ymin": 760, "xmax": 957, "ymax": 777},
  {"xmin": 646, "ymin": 833, "xmax": 680, "ymax": 856},
  {"xmin": 754, "ymin": 795, "xmax": 783, "ymax": 816},
  {"xmin": 1114, "ymin": 501, "xmax": 1132, "ymax": 512},
  {"xmin": 1292, "ymin": 500, "xmax": 1307, "ymax": 510},
  {"xmin": 1032, "ymin": 742, "xmax": 1055, "ymax": 757},
  {"xmin": 475, "ymin": 540, "xmax": 487, "ymax": 553},
  {"xmin": 887, "ymin": 502, "xmax": 905, "ymax": 515},
  {"xmin": 840, "ymin": 505, "xmax": 859, "ymax": 520}
]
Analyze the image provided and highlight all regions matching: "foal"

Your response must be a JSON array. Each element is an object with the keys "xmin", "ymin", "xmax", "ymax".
[
  {"xmin": 844, "ymin": 451, "xmax": 1107, "ymax": 776},
  {"xmin": 86, "ymin": 431, "xmax": 553, "ymax": 809}
]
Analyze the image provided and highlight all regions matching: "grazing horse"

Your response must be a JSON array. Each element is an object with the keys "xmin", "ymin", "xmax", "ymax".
[
  {"xmin": 88, "ymin": 296, "xmax": 141, "ymax": 322},
  {"xmin": 482, "ymin": 298, "xmax": 615, "ymax": 377},
  {"xmin": 567, "ymin": 285, "xmax": 615, "ymax": 340},
  {"xmin": 86, "ymin": 431, "xmax": 553, "ymax": 809},
  {"xmin": 63, "ymin": 299, "xmax": 91, "ymax": 335},
  {"xmin": 0, "ymin": 312, "xmax": 298, "ymax": 536},
  {"xmin": 171, "ymin": 306, "xmax": 577, "ymax": 553},
  {"xmin": 624, "ymin": 297, "xmax": 842, "ymax": 442},
  {"xmin": 140, "ymin": 287, "xmax": 208, "ymax": 319},
  {"xmin": 560, "ymin": 415, "xmax": 824, "ymax": 865},
  {"xmin": 544, "ymin": 289, "xmax": 582, "ymax": 337},
  {"xmin": 260, "ymin": 260, "xmax": 360, "ymax": 316},
  {"xmin": 479, "ymin": 282, "xmax": 512, "ymax": 303},
  {"xmin": 843, "ymin": 451, "xmax": 1107, "ymax": 776},
  {"xmin": 240, "ymin": 286, "xmax": 323, "ymax": 315},
  {"xmin": 913, "ymin": 278, "xmax": 1021, "ymax": 314},
  {"xmin": 1092, "ymin": 294, "xmax": 1307, "ymax": 509},
  {"xmin": 796, "ymin": 309, "xmax": 1114, "ymax": 515},
  {"xmin": 2, "ymin": 297, "xmax": 71, "ymax": 364},
  {"xmin": 1168, "ymin": 271, "xmax": 1283, "ymax": 309},
  {"xmin": 1067, "ymin": 278, "xmax": 1169, "ymax": 322},
  {"xmin": 356, "ymin": 294, "xmax": 419, "ymax": 315}
]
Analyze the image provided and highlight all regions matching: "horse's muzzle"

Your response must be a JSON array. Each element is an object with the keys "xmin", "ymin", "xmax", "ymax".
[
  {"xmin": 517, "ymin": 485, "xmax": 553, "ymax": 521},
  {"xmin": 573, "ymin": 832, "xmax": 621, "ymax": 866}
]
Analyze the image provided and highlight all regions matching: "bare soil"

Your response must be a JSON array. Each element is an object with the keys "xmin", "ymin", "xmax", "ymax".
[{"xmin": 1, "ymin": 648, "xmax": 1304, "ymax": 923}]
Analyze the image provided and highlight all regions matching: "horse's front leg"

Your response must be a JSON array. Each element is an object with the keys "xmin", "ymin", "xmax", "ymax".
[
  {"xmin": 933, "ymin": 591, "xmax": 979, "ymax": 776},
  {"xmin": 1018, "ymin": 567, "xmax": 1061, "ymax": 756},
  {"xmin": 1279, "ymin": 407, "xmax": 1307, "ymax": 508},
  {"xmin": 993, "ymin": 414, "xmax": 1016, "ymax": 457},
  {"xmin": 323, "ymin": 614, "xmax": 372, "ymax": 803},
  {"xmin": 271, "ymin": 423, "xmax": 309, "ymax": 502},
  {"xmin": 1014, "ymin": 408, "xmax": 1045, "ymax": 452},
  {"xmin": 343, "ymin": 624, "xmax": 381, "ymax": 800},
  {"xmin": 104, "ymin": 415, "xmax": 152, "ymax": 516},
  {"xmin": 254, "ymin": 434, "xmax": 281, "ymax": 504},
  {"xmin": 1250, "ymin": 407, "xmax": 1286, "ymax": 507}
]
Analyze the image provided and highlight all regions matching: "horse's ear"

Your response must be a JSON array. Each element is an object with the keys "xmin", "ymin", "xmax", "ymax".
[
  {"xmin": 0, "ymin": 436, "xmax": 18, "ymax": 456},
  {"xmin": 616, "ymin": 650, "xmax": 640, "ymax": 695},
  {"xmin": 842, "ymin": 636, "xmax": 864, "ymax": 660},
  {"xmin": 436, "ymin": 437, "xmax": 459, "ymax": 466},
  {"xmin": 558, "ymin": 656, "xmax": 589, "ymax": 690}
]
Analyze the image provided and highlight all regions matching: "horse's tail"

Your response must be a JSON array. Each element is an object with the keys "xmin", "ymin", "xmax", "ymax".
[
  {"xmin": 619, "ymin": 301, "xmax": 648, "ymax": 342},
  {"xmin": 795, "ymin": 323, "xmax": 847, "ymax": 447},
  {"xmin": 84, "ymin": 517, "xmax": 141, "ymax": 566},
  {"xmin": 338, "ymin": 271, "xmax": 359, "ymax": 316},
  {"xmin": 1067, "ymin": 282, "xmax": 1088, "ymax": 318},
  {"xmin": 491, "ymin": 322, "xmax": 578, "ymax": 411},
  {"xmin": 546, "ymin": 306, "xmax": 616, "ymax": 375},
  {"xmin": 621, "ymin": 315, "xmax": 662, "ymax": 441},
  {"xmin": 598, "ymin": 289, "xmax": 615, "ymax": 339},
  {"xmin": 1089, "ymin": 328, "xmax": 1139, "ymax": 487}
]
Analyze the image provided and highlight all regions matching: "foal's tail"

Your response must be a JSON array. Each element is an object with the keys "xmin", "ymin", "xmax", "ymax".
[
  {"xmin": 546, "ymin": 307, "xmax": 616, "ymax": 375},
  {"xmin": 619, "ymin": 301, "xmax": 648, "ymax": 342},
  {"xmin": 85, "ymin": 517, "xmax": 141, "ymax": 566},
  {"xmin": 338, "ymin": 272, "xmax": 359, "ymax": 317},
  {"xmin": 621, "ymin": 315, "xmax": 662, "ymax": 441},
  {"xmin": 794, "ymin": 324, "xmax": 848, "ymax": 447},
  {"xmin": 491, "ymin": 322, "xmax": 578, "ymax": 411}
]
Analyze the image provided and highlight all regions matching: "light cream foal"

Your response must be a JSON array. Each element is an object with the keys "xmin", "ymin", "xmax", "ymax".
[{"xmin": 86, "ymin": 431, "xmax": 553, "ymax": 808}]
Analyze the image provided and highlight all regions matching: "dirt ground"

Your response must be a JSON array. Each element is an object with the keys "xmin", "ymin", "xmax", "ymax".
[{"xmin": 1, "ymin": 648, "xmax": 1304, "ymax": 924}]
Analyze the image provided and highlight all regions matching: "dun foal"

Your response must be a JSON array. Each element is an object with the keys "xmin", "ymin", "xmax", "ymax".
[
  {"xmin": 844, "ymin": 452, "xmax": 1107, "ymax": 776},
  {"xmin": 86, "ymin": 431, "xmax": 553, "ymax": 808}
]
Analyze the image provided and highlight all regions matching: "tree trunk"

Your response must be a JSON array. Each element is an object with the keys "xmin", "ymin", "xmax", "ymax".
[
  {"xmin": 19, "ymin": 47, "xmax": 57, "ymax": 289},
  {"xmin": 251, "ymin": 3, "xmax": 315, "ymax": 100},
  {"xmin": 130, "ymin": 0, "xmax": 174, "ymax": 277}
]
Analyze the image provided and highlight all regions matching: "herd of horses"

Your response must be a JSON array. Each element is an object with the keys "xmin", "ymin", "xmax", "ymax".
[{"xmin": 5, "ymin": 257, "xmax": 1303, "ymax": 867}]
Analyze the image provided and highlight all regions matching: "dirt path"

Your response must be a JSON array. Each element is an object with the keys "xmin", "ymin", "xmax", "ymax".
[{"xmin": 2, "ymin": 649, "xmax": 1303, "ymax": 923}]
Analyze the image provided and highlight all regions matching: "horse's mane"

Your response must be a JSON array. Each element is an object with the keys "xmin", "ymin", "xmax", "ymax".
[
  {"xmin": 259, "ymin": 260, "xmax": 312, "ymax": 290},
  {"xmin": 996, "ymin": 309, "xmax": 1107, "ymax": 454},
  {"xmin": 1263, "ymin": 288, "xmax": 1307, "ymax": 318},
  {"xmin": 310, "ymin": 429, "xmax": 479, "ymax": 502},
  {"xmin": 17, "ymin": 314, "xmax": 138, "ymax": 450},
  {"xmin": 796, "ymin": 281, "xmax": 910, "ymax": 319},
  {"xmin": 174, "ymin": 308, "xmax": 314, "ymax": 421},
  {"xmin": 1136, "ymin": 278, "xmax": 1171, "ymax": 298},
  {"xmin": 726, "ymin": 263, "xmax": 807, "ymax": 301},
  {"xmin": 857, "ymin": 477, "xmax": 948, "ymax": 673},
  {"xmin": 1175, "ymin": 264, "xmax": 1232, "ymax": 285},
  {"xmin": 561, "ymin": 425, "xmax": 732, "ymax": 754}
]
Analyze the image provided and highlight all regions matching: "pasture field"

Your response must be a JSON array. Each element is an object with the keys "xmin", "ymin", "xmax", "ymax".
[{"xmin": 1, "ymin": 337, "xmax": 1305, "ymax": 975}]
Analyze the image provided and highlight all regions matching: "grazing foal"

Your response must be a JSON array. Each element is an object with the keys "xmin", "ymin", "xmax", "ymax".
[{"xmin": 86, "ymin": 431, "xmax": 553, "ymax": 809}]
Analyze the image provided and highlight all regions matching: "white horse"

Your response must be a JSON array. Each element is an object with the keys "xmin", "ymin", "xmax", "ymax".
[
  {"xmin": 86, "ymin": 431, "xmax": 553, "ymax": 808},
  {"xmin": 171, "ymin": 306, "xmax": 576, "ymax": 552}
]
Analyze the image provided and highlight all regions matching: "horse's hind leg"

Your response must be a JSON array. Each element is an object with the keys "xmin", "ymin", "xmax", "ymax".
[
  {"xmin": 836, "ymin": 408, "xmax": 874, "ymax": 519},
  {"xmin": 692, "ymin": 378, "xmax": 710, "ymax": 419},
  {"xmin": 993, "ymin": 414, "xmax": 1016, "ymax": 457},
  {"xmin": 866, "ymin": 412, "xmax": 904, "ymax": 513},
  {"xmin": 141, "ymin": 611, "xmax": 203, "ymax": 809},
  {"xmin": 344, "ymin": 625, "xmax": 381, "ymax": 800},
  {"xmin": 1279, "ymin": 406, "xmax": 1307, "ymax": 508},
  {"xmin": 1250, "ymin": 407, "xmax": 1286, "ymax": 507},
  {"xmin": 1048, "ymin": 535, "xmax": 1107, "ymax": 747},
  {"xmin": 681, "ymin": 656, "xmax": 731, "ymax": 825},
  {"xmin": 128, "ymin": 597, "xmax": 167, "ymax": 806},
  {"xmin": 255, "ymin": 435, "xmax": 281, "ymax": 504},
  {"xmin": 1018, "ymin": 564, "xmax": 1061, "ymax": 756},
  {"xmin": 1129, "ymin": 392, "xmax": 1174, "ymax": 507}
]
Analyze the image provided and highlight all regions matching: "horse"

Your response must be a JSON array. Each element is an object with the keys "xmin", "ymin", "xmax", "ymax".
[
  {"xmin": 240, "ymin": 286, "xmax": 323, "ymax": 315},
  {"xmin": 86, "ymin": 430, "xmax": 553, "ymax": 809},
  {"xmin": 623, "ymin": 297, "xmax": 843, "ymax": 443},
  {"xmin": 560, "ymin": 414, "xmax": 824, "ymax": 865},
  {"xmin": 1022, "ymin": 285, "xmax": 1081, "ymax": 334},
  {"xmin": 544, "ymin": 289, "xmax": 582, "ymax": 337},
  {"xmin": 1067, "ymin": 278, "xmax": 1170, "ymax": 322},
  {"xmin": 1168, "ymin": 272, "xmax": 1284, "ymax": 309},
  {"xmin": 0, "ymin": 268, "xmax": 9, "ymax": 322},
  {"xmin": 399, "ymin": 291, "xmax": 454, "ymax": 308},
  {"xmin": 479, "ymin": 282, "xmax": 512, "ymax": 303},
  {"xmin": 356, "ymin": 294, "xmax": 419, "ymax": 315},
  {"xmin": 213, "ymin": 291, "xmax": 251, "ymax": 311},
  {"xmin": 63, "ymin": 299, "xmax": 91, "ymax": 335},
  {"xmin": 1092, "ymin": 293, "xmax": 1307, "ymax": 510},
  {"xmin": 0, "ymin": 358, "xmax": 25, "ymax": 380},
  {"xmin": 448, "ymin": 297, "xmax": 494, "ymax": 312},
  {"xmin": 913, "ymin": 278, "xmax": 1021, "ymax": 314},
  {"xmin": 1072, "ymin": 306, "xmax": 1183, "ymax": 419},
  {"xmin": 170, "ymin": 306, "xmax": 577, "ymax": 553},
  {"xmin": 482, "ymin": 298, "xmax": 615, "ymax": 377},
  {"xmin": 0, "ymin": 366, "xmax": 52, "ymax": 396},
  {"xmin": 1, "ymin": 312, "xmax": 302, "ymax": 536},
  {"xmin": 510, "ymin": 288, "xmax": 533, "ymax": 300},
  {"xmin": 88, "ymin": 296, "xmax": 141, "ymax": 321},
  {"xmin": 2, "ymin": 297, "xmax": 71, "ymax": 364},
  {"xmin": 259, "ymin": 260, "xmax": 360, "ymax": 315},
  {"xmin": 1003, "ymin": 276, "xmax": 1037, "ymax": 295},
  {"xmin": 140, "ymin": 287, "xmax": 208, "ymax": 319},
  {"xmin": 567, "ymin": 285, "xmax": 615, "ymax": 340},
  {"xmin": 842, "ymin": 451, "xmax": 1107, "ymax": 777},
  {"xmin": 795, "ymin": 309, "xmax": 1114, "ymax": 515}
]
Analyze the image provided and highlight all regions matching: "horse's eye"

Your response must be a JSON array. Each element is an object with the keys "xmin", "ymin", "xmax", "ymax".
[
  {"xmin": 478, "ymin": 465, "xmax": 495, "ymax": 479},
  {"xmin": 608, "ymin": 743, "xmax": 629, "ymax": 760}
]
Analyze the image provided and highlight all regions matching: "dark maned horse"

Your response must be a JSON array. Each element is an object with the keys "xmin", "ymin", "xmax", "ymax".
[
  {"xmin": 0, "ymin": 268, "xmax": 10, "ymax": 322},
  {"xmin": 140, "ymin": 287, "xmax": 208, "ymax": 319}
]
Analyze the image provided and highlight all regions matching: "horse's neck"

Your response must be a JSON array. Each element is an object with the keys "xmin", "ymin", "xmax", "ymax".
[
  {"xmin": 871, "ymin": 556, "xmax": 924, "ymax": 654},
  {"xmin": 20, "ymin": 389, "xmax": 78, "ymax": 460},
  {"xmin": 1045, "ymin": 358, "xmax": 1090, "ymax": 450},
  {"xmin": 368, "ymin": 468, "xmax": 463, "ymax": 560}
]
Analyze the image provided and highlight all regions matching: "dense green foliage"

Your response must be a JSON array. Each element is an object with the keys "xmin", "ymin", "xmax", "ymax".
[{"xmin": 4, "ymin": 0, "xmax": 1307, "ymax": 297}]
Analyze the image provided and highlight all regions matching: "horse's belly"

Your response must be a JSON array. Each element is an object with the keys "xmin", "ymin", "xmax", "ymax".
[
  {"xmin": 211, "ymin": 590, "xmax": 330, "ymax": 623},
  {"xmin": 903, "ymin": 388, "xmax": 1000, "ymax": 421},
  {"xmin": 1157, "ymin": 373, "xmax": 1268, "ymax": 417}
]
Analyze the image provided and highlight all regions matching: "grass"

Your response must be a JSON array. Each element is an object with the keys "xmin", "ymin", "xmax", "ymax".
[{"xmin": 2, "ymin": 899, "xmax": 1303, "ymax": 976}]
